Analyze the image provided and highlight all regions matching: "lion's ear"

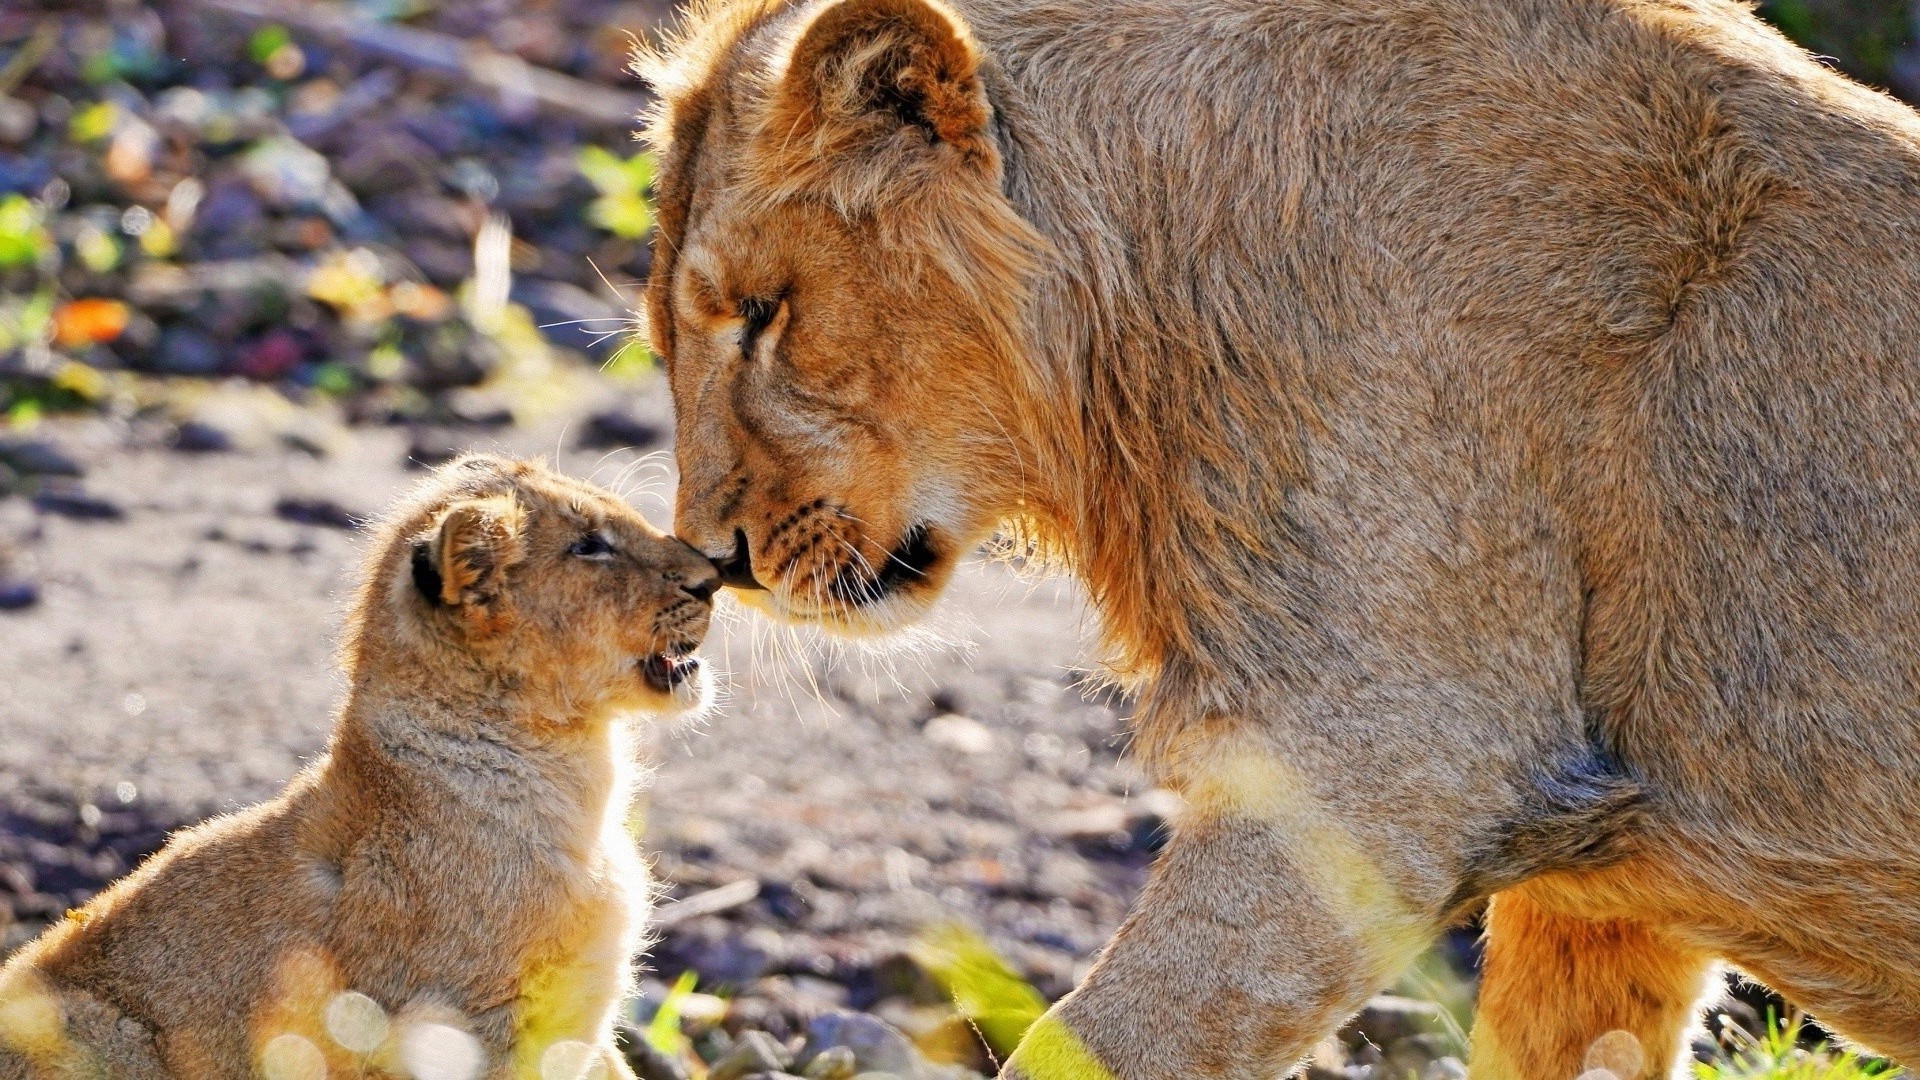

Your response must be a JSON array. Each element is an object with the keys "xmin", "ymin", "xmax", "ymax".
[
  {"xmin": 420, "ymin": 495, "xmax": 526, "ymax": 613},
  {"xmin": 769, "ymin": 0, "xmax": 995, "ymax": 170}
]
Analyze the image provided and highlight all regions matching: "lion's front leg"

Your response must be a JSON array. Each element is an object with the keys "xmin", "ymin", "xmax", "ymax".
[{"xmin": 1005, "ymin": 804, "xmax": 1439, "ymax": 1080}]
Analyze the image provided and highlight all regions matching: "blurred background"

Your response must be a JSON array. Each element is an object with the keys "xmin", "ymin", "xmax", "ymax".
[{"xmin": 0, "ymin": 1, "xmax": 1909, "ymax": 1077}]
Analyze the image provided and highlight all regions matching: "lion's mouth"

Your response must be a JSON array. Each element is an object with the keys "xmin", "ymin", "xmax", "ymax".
[
  {"xmin": 641, "ymin": 650, "xmax": 702, "ymax": 693},
  {"xmin": 828, "ymin": 523, "xmax": 940, "ymax": 607}
]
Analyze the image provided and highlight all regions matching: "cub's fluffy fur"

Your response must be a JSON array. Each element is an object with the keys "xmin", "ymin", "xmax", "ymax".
[
  {"xmin": 0, "ymin": 456, "xmax": 717, "ymax": 1079},
  {"xmin": 643, "ymin": 0, "xmax": 1920, "ymax": 1075}
]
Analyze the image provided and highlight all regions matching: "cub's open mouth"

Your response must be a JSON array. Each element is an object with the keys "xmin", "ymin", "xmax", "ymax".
[
  {"xmin": 828, "ymin": 523, "xmax": 940, "ymax": 607},
  {"xmin": 641, "ymin": 651, "xmax": 702, "ymax": 693}
]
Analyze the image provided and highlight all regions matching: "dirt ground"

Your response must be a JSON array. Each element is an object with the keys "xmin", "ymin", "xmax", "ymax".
[{"xmin": 0, "ymin": 378, "xmax": 1162, "ymax": 1006}]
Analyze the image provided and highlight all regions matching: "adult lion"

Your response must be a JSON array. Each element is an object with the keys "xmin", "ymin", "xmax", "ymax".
[{"xmin": 640, "ymin": 0, "xmax": 1920, "ymax": 1073}]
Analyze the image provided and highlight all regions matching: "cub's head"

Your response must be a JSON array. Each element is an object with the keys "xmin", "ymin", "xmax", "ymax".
[
  {"xmin": 357, "ymin": 455, "xmax": 719, "ymax": 720},
  {"xmin": 641, "ymin": 0, "xmax": 1048, "ymax": 635}
]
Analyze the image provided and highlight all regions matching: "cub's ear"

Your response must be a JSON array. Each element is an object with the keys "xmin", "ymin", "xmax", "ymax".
[
  {"xmin": 769, "ymin": 0, "xmax": 995, "ymax": 171},
  {"xmin": 416, "ymin": 495, "xmax": 526, "ymax": 614}
]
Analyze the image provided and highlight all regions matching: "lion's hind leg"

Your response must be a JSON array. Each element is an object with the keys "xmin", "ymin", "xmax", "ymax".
[{"xmin": 1469, "ymin": 888, "xmax": 1716, "ymax": 1080}]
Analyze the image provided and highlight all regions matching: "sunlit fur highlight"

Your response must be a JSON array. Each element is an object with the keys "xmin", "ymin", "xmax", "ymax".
[
  {"xmin": 0, "ymin": 457, "xmax": 718, "ymax": 1079},
  {"xmin": 643, "ymin": 0, "xmax": 1920, "ymax": 1076}
]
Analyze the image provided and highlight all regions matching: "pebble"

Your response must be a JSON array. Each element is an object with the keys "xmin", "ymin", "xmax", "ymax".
[
  {"xmin": 153, "ymin": 325, "xmax": 224, "ymax": 376},
  {"xmin": 615, "ymin": 1023, "xmax": 692, "ymax": 1080},
  {"xmin": 273, "ymin": 497, "xmax": 361, "ymax": 530},
  {"xmin": 710, "ymin": 1030, "xmax": 794, "ymax": 1080},
  {"xmin": 922, "ymin": 714, "xmax": 995, "ymax": 756},
  {"xmin": 0, "ymin": 580, "xmax": 40, "ymax": 611},
  {"xmin": 1341, "ymin": 995, "xmax": 1444, "ymax": 1047},
  {"xmin": 171, "ymin": 421, "xmax": 235, "ymax": 453},
  {"xmin": 32, "ymin": 487, "xmax": 125, "ymax": 521},
  {"xmin": 802, "ymin": 1047, "xmax": 858, "ymax": 1080},
  {"xmin": 0, "ymin": 96, "xmax": 37, "ymax": 145},
  {"xmin": 0, "ymin": 440, "xmax": 84, "ymax": 479},
  {"xmin": 580, "ymin": 408, "xmax": 665, "ymax": 451},
  {"xmin": 802, "ymin": 1012, "xmax": 920, "ymax": 1078}
]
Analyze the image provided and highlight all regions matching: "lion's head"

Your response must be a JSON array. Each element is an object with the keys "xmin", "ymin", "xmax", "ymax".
[{"xmin": 641, "ymin": 0, "xmax": 1051, "ymax": 635}]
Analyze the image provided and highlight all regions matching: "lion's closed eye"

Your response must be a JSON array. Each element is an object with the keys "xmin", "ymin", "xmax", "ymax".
[{"xmin": 738, "ymin": 296, "xmax": 787, "ymax": 361}]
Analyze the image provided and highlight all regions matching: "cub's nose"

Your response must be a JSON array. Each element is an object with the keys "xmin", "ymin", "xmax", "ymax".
[
  {"xmin": 681, "ymin": 574, "xmax": 719, "ymax": 603},
  {"xmin": 666, "ymin": 538, "xmax": 722, "ymax": 604}
]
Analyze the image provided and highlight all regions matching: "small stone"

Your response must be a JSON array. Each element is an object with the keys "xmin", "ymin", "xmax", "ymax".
[
  {"xmin": 274, "ymin": 497, "xmax": 360, "ymax": 530},
  {"xmin": 1384, "ymin": 1032, "xmax": 1454, "ymax": 1077},
  {"xmin": 922, "ymin": 714, "xmax": 995, "ymax": 756},
  {"xmin": 0, "ymin": 96, "xmax": 36, "ymax": 145},
  {"xmin": 0, "ymin": 439, "xmax": 83, "ymax": 478},
  {"xmin": 236, "ymin": 329, "xmax": 306, "ymax": 382},
  {"xmin": 802, "ymin": 1047, "xmax": 858, "ymax": 1080},
  {"xmin": 0, "ymin": 580, "xmax": 40, "ymax": 612},
  {"xmin": 154, "ymin": 325, "xmax": 224, "ymax": 376},
  {"xmin": 615, "ymin": 1022, "xmax": 692, "ymax": 1080},
  {"xmin": 171, "ymin": 422, "xmax": 234, "ymax": 453},
  {"xmin": 33, "ymin": 487, "xmax": 124, "ymax": 521},
  {"xmin": 1341, "ymin": 995, "xmax": 1444, "ymax": 1048},
  {"xmin": 802, "ymin": 1012, "xmax": 920, "ymax": 1078},
  {"xmin": 710, "ymin": 1030, "xmax": 793, "ymax": 1080},
  {"xmin": 1420, "ymin": 1057, "xmax": 1468, "ymax": 1080},
  {"xmin": 405, "ymin": 430, "xmax": 466, "ymax": 469},
  {"xmin": 580, "ymin": 408, "xmax": 664, "ymax": 451}
]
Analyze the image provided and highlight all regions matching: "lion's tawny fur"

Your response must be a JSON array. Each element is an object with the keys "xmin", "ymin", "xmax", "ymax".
[
  {"xmin": 642, "ymin": 0, "xmax": 1920, "ymax": 1073},
  {"xmin": 0, "ymin": 457, "xmax": 717, "ymax": 1079}
]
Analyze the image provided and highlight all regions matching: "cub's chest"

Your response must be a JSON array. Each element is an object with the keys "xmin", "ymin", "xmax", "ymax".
[{"xmin": 504, "ymin": 842, "xmax": 646, "ymax": 1049}]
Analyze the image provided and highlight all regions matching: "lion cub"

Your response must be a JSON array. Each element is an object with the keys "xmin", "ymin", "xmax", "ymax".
[{"xmin": 0, "ymin": 455, "xmax": 718, "ymax": 1080}]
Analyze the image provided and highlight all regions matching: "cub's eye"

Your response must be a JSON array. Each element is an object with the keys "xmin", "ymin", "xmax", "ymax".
[
  {"xmin": 568, "ymin": 532, "xmax": 615, "ymax": 559},
  {"xmin": 738, "ymin": 296, "xmax": 779, "ymax": 356}
]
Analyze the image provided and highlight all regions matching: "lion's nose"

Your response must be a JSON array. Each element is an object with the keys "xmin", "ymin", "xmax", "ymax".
[{"xmin": 711, "ymin": 528, "xmax": 766, "ymax": 591}]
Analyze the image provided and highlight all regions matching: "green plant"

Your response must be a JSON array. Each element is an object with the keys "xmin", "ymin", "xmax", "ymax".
[
  {"xmin": 910, "ymin": 924, "xmax": 1049, "ymax": 1060},
  {"xmin": 578, "ymin": 147, "xmax": 656, "ymax": 239},
  {"xmin": 644, "ymin": 970, "xmax": 700, "ymax": 1059},
  {"xmin": 0, "ymin": 195, "xmax": 52, "ymax": 270},
  {"xmin": 1694, "ymin": 1013, "xmax": 1895, "ymax": 1080}
]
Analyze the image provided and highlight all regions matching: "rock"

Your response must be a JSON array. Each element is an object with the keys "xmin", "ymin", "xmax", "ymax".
[
  {"xmin": 171, "ymin": 422, "xmax": 234, "ymax": 453},
  {"xmin": 0, "ymin": 439, "xmax": 83, "ymax": 478},
  {"xmin": 185, "ymin": 179, "xmax": 269, "ymax": 260},
  {"xmin": 802, "ymin": 1047, "xmax": 858, "ymax": 1080},
  {"xmin": 274, "ymin": 497, "xmax": 360, "ymax": 530},
  {"xmin": 801, "ymin": 1012, "xmax": 920, "ymax": 1079},
  {"xmin": 241, "ymin": 136, "xmax": 334, "ymax": 210},
  {"xmin": 1383, "ymin": 1033, "xmax": 1454, "ymax": 1078},
  {"xmin": 0, "ymin": 580, "xmax": 39, "ymax": 612},
  {"xmin": 1341, "ymin": 995, "xmax": 1445, "ymax": 1048},
  {"xmin": 0, "ymin": 96, "xmax": 36, "ymax": 145},
  {"xmin": 1420, "ymin": 1057, "xmax": 1468, "ymax": 1080},
  {"xmin": 236, "ymin": 329, "xmax": 307, "ymax": 382},
  {"xmin": 512, "ymin": 277, "xmax": 627, "ymax": 355},
  {"xmin": 406, "ymin": 430, "xmax": 467, "ymax": 469},
  {"xmin": 615, "ymin": 1022, "xmax": 693, "ymax": 1080},
  {"xmin": 710, "ymin": 1030, "xmax": 794, "ymax": 1080},
  {"xmin": 33, "ymin": 486, "xmax": 124, "ymax": 521},
  {"xmin": 153, "ymin": 325, "xmax": 224, "ymax": 376},
  {"xmin": 922, "ymin": 714, "xmax": 995, "ymax": 756},
  {"xmin": 579, "ymin": 408, "xmax": 665, "ymax": 451}
]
